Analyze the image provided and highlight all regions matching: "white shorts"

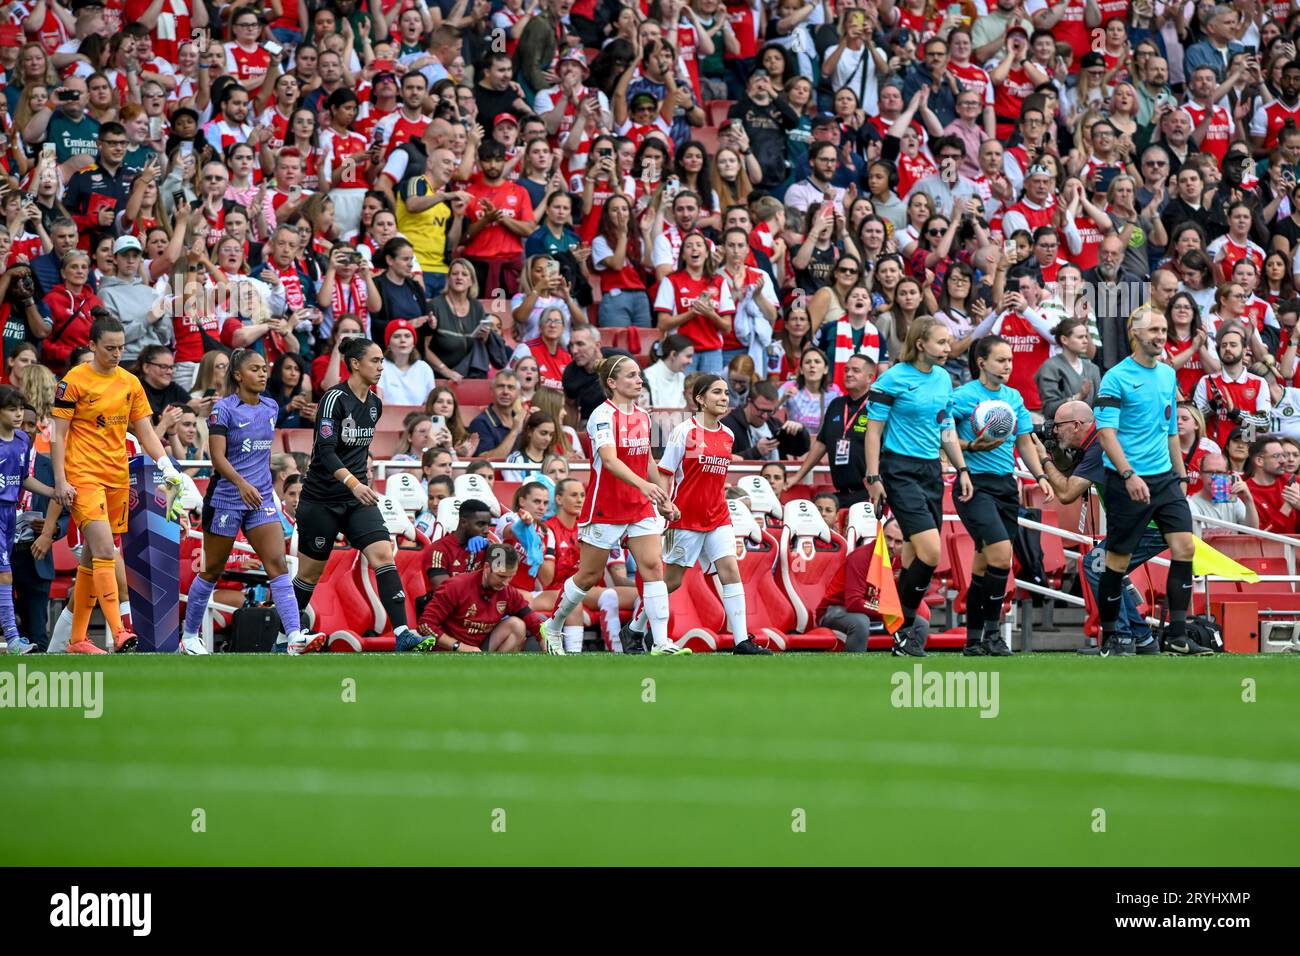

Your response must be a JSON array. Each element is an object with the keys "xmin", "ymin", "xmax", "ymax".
[
  {"xmin": 663, "ymin": 525, "xmax": 735, "ymax": 569},
  {"xmin": 579, "ymin": 516, "xmax": 662, "ymax": 550}
]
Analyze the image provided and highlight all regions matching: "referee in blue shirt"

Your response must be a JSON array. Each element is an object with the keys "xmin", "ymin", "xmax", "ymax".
[
  {"xmin": 951, "ymin": 336, "xmax": 1054, "ymax": 657},
  {"xmin": 866, "ymin": 317, "xmax": 974, "ymax": 657},
  {"xmin": 1094, "ymin": 309, "xmax": 1201, "ymax": 656}
]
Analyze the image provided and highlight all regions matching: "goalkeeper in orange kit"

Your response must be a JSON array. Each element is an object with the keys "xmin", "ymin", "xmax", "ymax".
[{"xmin": 51, "ymin": 316, "xmax": 186, "ymax": 654}]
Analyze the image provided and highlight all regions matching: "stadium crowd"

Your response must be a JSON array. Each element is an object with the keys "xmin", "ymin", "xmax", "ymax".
[{"xmin": 1, "ymin": 0, "xmax": 1300, "ymax": 654}]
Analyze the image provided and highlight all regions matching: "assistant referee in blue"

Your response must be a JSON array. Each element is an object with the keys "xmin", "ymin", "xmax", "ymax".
[
  {"xmin": 866, "ymin": 316, "xmax": 974, "ymax": 658},
  {"xmin": 1093, "ymin": 308, "xmax": 1199, "ymax": 656},
  {"xmin": 951, "ymin": 335, "xmax": 1054, "ymax": 657}
]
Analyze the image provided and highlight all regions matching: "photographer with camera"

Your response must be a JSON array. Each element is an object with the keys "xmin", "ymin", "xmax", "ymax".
[
  {"xmin": 1032, "ymin": 400, "xmax": 1165, "ymax": 656},
  {"xmin": 0, "ymin": 263, "xmax": 46, "ymax": 358},
  {"xmin": 318, "ymin": 243, "xmax": 381, "ymax": 342}
]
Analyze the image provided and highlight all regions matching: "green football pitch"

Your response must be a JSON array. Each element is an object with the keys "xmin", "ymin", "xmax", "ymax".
[{"xmin": 2, "ymin": 654, "xmax": 1297, "ymax": 866}]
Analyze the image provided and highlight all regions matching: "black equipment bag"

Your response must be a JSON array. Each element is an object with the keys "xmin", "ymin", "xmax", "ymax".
[{"xmin": 227, "ymin": 606, "xmax": 282, "ymax": 653}]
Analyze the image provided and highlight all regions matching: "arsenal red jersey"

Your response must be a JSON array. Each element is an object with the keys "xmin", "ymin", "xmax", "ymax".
[
  {"xmin": 522, "ymin": 339, "xmax": 570, "ymax": 391},
  {"xmin": 652, "ymin": 271, "xmax": 736, "ymax": 353},
  {"xmin": 658, "ymin": 416, "xmax": 734, "ymax": 532},
  {"xmin": 547, "ymin": 515, "xmax": 581, "ymax": 588},
  {"xmin": 581, "ymin": 401, "xmax": 655, "ymax": 525},
  {"xmin": 429, "ymin": 532, "xmax": 481, "ymax": 580},
  {"xmin": 465, "ymin": 180, "xmax": 533, "ymax": 260},
  {"xmin": 417, "ymin": 568, "xmax": 542, "ymax": 648},
  {"xmin": 322, "ymin": 129, "xmax": 371, "ymax": 190},
  {"xmin": 1165, "ymin": 335, "xmax": 1209, "ymax": 399},
  {"xmin": 224, "ymin": 43, "xmax": 272, "ymax": 89},
  {"xmin": 995, "ymin": 311, "xmax": 1052, "ymax": 411},
  {"xmin": 1196, "ymin": 370, "xmax": 1269, "ymax": 448},
  {"xmin": 1181, "ymin": 103, "xmax": 1234, "ymax": 163},
  {"xmin": 1251, "ymin": 99, "xmax": 1300, "ymax": 151}
]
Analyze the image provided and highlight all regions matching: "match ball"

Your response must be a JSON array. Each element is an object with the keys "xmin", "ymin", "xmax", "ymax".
[{"xmin": 972, "ymin": 399, "xmax": 1017, "ymax": 442}]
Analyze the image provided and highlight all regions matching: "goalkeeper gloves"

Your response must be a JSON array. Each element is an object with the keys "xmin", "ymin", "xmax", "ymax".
[
  {"xmin": 466, "ymin": 535, "xmax": 489, "ymax": 554},
  {"xmin": 156, "ymin": 456, "xmax": 185, "ymax": 523}
]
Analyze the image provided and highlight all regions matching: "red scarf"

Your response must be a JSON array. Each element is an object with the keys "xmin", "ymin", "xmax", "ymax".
[{"xmin": 331, "ymin": 274, "xmax": 368, "ymax": 321}]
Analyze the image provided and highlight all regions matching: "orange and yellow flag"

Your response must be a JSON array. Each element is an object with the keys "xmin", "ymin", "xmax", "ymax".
[{"xmin": 864, "ymin": 525, "xmax": 904, "ymax": 634}]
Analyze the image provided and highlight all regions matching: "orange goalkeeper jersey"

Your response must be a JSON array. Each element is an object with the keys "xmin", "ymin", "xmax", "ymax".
[{"xmin": 52, "ymin": 364, "xmax": 152, "ymax": 489}]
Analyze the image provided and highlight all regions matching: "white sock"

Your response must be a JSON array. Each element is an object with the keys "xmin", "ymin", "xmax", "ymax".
[
  {"xmin": 628, "ymin": 597, "xmax": 647, "ymax": 634},
  {"xmin": 721, "ymin": 582, "xmax": 748, "ymax": 645},
  {"xmin": 49, "ymin": 605, "xmax": 74, "ymax": 653},
  {"xmin": 563, "ymin": 625, "xmax": 584, "ymax": 653},
  {"xmin": 118, "ymin": 600, "xmax": 131, "ymax": 629},
  {"xmin": 597, "ymin": 589, "xmax": 622, "ymax": 651},
  {"xmin": 643, "ymin": 580, "xmax": 670, "ymax": 648},
  {"xmin": 549, "ymin": 578, "xmax": 588, "ymax": 629}
]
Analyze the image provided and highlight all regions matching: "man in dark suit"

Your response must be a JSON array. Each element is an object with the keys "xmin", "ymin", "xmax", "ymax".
[{"xmin": 721, "ymin": 381, "xmax": 810, "ymax": 461}]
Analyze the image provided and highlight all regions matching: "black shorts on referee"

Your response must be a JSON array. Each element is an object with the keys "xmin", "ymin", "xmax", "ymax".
[
  {"xmin": 880, "ymin": 452, "xmax": 943, "ymax": 539},
  {"xmin": 953, "ymin": 472, "xmax": 1020, "ymax": 550},
  {"xmin": 295, "ymin": 496, "xmax": 391, "ymax": 560},
  {"xmin": 1102, "ymin": 468, "xmax": 1192, "ymax": 555}
]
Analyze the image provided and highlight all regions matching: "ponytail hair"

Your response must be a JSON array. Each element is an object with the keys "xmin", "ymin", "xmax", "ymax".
[
  {"xmin": 226, "ymin": 348, "xmax": 262, "ymax": 395},
  {"xmin": 597, "ymin": 354, "xmax": 635, "ymax": 397},
  {"xmin": 342, "ymin": 336, "xmax": 378, "ymax": 375}
]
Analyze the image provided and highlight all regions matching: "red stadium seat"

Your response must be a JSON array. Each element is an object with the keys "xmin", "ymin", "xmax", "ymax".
[
  {"xmin": 493, "ymin": 481, "xmax": 523, "ymax": 508},
  {"xmin": 377, "ymin": 404, "xmax": 423, "ymax": 432},
  {"xmin": 49, "ymin": 536, "xmax": 80, "ymax": 602},
  {"xmin": 668, "ymin": 565, "xmax": 728, "ymax": 651},
  {"xmin": 1208, "ymin": 535, "xmax": 1265, "ymax": 561},
  {"xmin": 453, "ymin": 379, "xmax": 496, "ymax": 406},
  {"xmin": 734, "ymin": 531, "xmax": 797, "ymax": 650},
  {"xmin": 310, "ymin": 548, "xmax": 383, "ymax": 648},
  {"xmin": 283, "ymin": 430, "xmax": 314, "ymax": 454},
  {"xmin": 370, "ymin": 430, "xmax": 405, "ymax": 458},
  {"xmin": 704, "ymin": 99, "xmax": 734, "ymax": 125},
  {"xmin": 777, "ymin": 517, "xmax": 847, "ymax": 651},
  {"xmin": 947, "ymin": 524, "xmax": 975, "ymax": 617}
]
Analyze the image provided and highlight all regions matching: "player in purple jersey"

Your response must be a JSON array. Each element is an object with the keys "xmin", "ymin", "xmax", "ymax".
[
  {"xmin": 181, "ymin": 351, "xmax": 324, "ymax": 655},
  {"xmin": 0, "ymin": 386, "xmax": 56, "ymax": 654}
]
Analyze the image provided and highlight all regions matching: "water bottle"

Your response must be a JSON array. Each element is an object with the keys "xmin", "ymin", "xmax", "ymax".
[{"xmin": 766, "ymin": 342, "xmax": 783, "ymax": 377}]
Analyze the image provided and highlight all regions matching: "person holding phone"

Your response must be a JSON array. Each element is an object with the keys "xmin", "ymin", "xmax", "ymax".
[
  {"xmin": 1187, "ymin": 452, "xmax": 1258, "ymax": 530},
  {"xmin": 318, "ymin": 243, "xmax": 381, "ymax": 340}
]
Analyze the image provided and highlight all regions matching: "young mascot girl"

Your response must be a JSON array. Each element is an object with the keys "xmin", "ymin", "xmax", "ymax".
[
  {"xmin": 540, "ymin": 355, "xmax": 688, "ymax": 655},
  {"xmin": 621, "ymin": 375, "xmax": 773, "ymax": 654}
]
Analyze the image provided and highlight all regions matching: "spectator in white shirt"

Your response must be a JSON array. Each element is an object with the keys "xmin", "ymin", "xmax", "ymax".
[
  {"xmin": 1188, "ymin": 453, "xmax": 1258, "ymax": 530},
  {"xmin": 643, "ymin": 333, "xmax": 695, "ymax": 408}
]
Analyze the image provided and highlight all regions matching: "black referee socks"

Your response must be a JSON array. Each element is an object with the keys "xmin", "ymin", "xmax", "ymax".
[
  {"xmin": 899, "ymin": 559, "xmax": 937, "ymax": 627},
  {"xmin": 1165, "ymin": 559, "xmax": 1193, "ymax": 640},
  {"xmin": 965, "ymin": 574, "xmax": 986, "ymax": 633},
  {"xmin": 374, "ymin": 565, "xmax": 410, "ymax": 632},
  {"xmin": 983, "ymin": 566, "xmax": 1010, "ymax": 627}
]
